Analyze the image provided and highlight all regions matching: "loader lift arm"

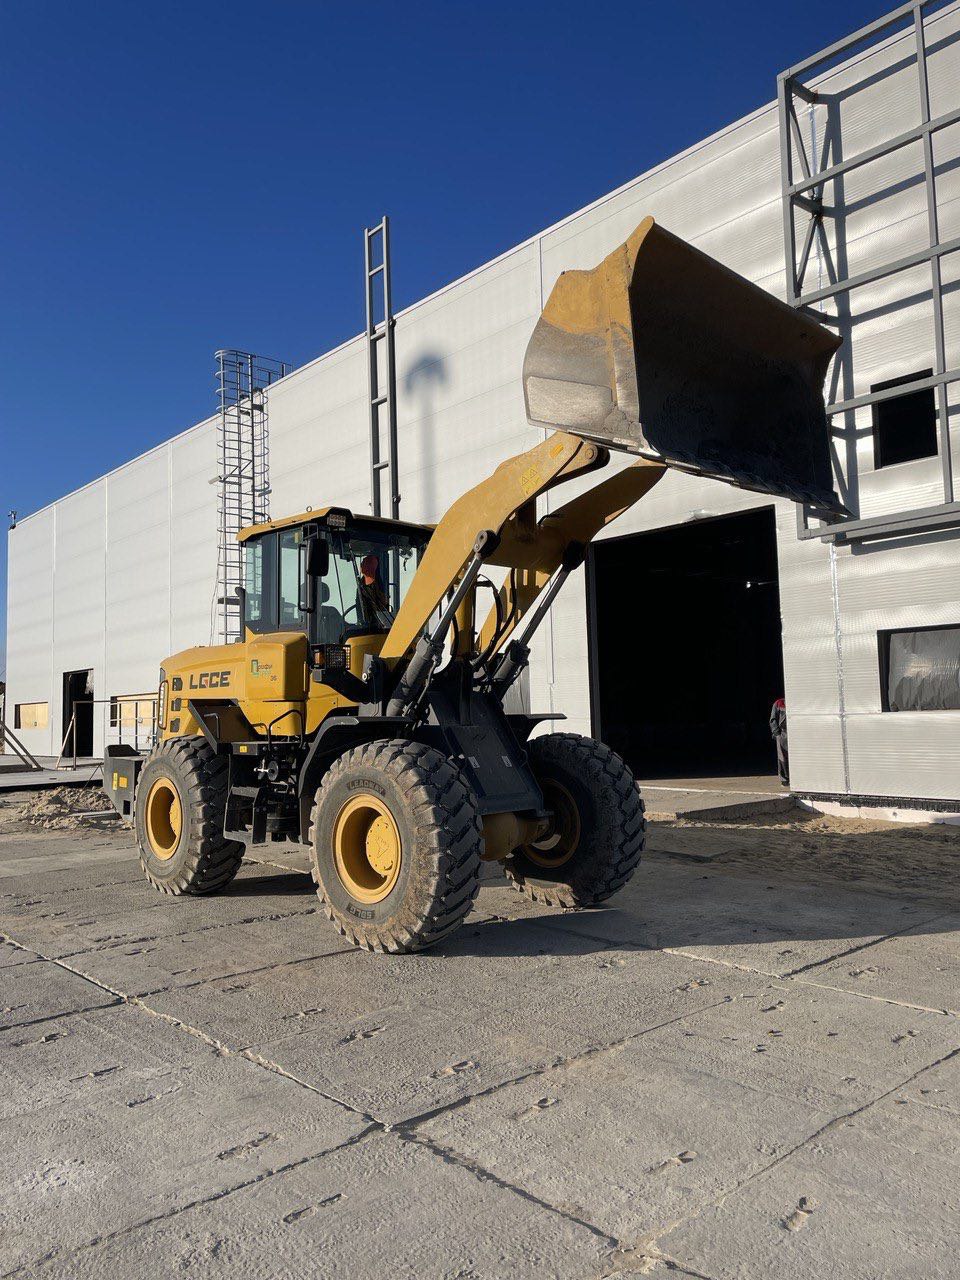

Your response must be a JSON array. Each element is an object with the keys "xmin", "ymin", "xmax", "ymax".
[{"xmin": 378, "ymin": 216, "xmax": 840, "ymax": 715}]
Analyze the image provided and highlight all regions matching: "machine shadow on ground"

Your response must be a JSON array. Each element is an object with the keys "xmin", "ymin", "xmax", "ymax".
[{"xmin": 214, "ymin": 812, "xmax": 960, "ymax": 962}]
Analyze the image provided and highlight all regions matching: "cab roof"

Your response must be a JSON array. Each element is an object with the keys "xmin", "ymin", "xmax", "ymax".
[{"xmin": 237, "ymin": 506, "xmax": 434, "ymax": 544}]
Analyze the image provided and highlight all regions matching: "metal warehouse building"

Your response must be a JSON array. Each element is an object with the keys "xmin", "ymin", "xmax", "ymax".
[{"xmin": 6, "ymin": 3, "xmax": 960, "ymax": 810}]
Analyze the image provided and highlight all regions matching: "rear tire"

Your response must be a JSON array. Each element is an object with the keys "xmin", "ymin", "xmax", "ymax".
[
  {"xmin": 310, "ymin": 739, "xmax": 482, "ymax": 953},
  {"xmin": 135, "ymin": 738, "xmax": 244, "ymax": 895},
  {"xmin": 505, "ymin": 733, "xmax": 645, "ymax": 907}
]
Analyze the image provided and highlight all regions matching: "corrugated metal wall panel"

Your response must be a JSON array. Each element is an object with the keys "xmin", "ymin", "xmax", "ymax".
[
  {"xmin": 845, "ymin": 710, "xmax": 960, "ymax": 799},
  {"xmin": 5, "ymin": 511, "xmax": 56, "ymax": 755},
  {"xmin": 51, "ymin": 485, "xmax": 107, "ymax": 754},
  {"xmin": 105, "ymin": 451, "xmax": 172, "ymax": 714},
  {"xmin": 170, "ymin": 424, "xmax": 219, "ymax": 656},
  {"xmin": 788, "ymin": 714, "xmax": 849, "ymax": 794}
]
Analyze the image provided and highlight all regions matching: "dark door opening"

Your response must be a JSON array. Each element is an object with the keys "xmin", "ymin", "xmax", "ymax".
[
  {"xmin": 62, "ymin": 670, "xmax": 94, "ymax": 759},
  {"xmin": 589, "ymin": 508, "xmax": 784, "ymax": 779}
]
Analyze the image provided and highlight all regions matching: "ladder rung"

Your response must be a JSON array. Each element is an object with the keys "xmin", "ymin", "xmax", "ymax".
[
  {"xmin": 373, "ymin": 460, "xmax": 390, "ymax": 471},
  {"xmin": 368, "ymin": 263, "xmax": 384, "ymax": 277},
  {"xmin": 371, "ymin": 394, "xmax": 388, "ymax": 407}
]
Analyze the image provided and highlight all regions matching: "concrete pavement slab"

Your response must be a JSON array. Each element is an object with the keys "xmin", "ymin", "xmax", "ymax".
[
  {"xmin": 0, "ymin": 1003, "xmax": 368, "ymax": 1275},
  {"xmin": 416, "ymin": 978, "xmax": 960, "ymax": 1243},
  {"xmin": 1, "ymin": 959, "xmax": 118, "ymax": 1030},
  {"xmin": 798, "ymin": 912, "xmax": 960, "ymax": 1014},
  {"xmin": 62, "ymin": 911, "xmax": 352, "ymax": 997},
  {"xmin": 1, "ymin": 876, "xmax": 320, "ymax": 956},
  {"xmin": 418, "ymin": 1026, "xmax": 837, "ymax": 1245},
  {"xmin": 0, "ymin": 940, "xmax": 36, "ymax": 968},
  {"xmin": 151, "ymin": 928, "xmax": 762, "ymax": 1125},
  {"xmin": 895, "ymin": 1040, "xmax": 960, "ymax": 1115},
  {"xmin": 540, "ymin": 859, "xmax": 941, "ymax": 977},
  {"xmin": 662, "ymin": 1058, "xmax": 960, "ymax": 1280},
  {"xmin": 24, "ymin": 1128, "xmax": 612, "ymax": 1280},
  {"xmin": 632, "ymin": 979, "xmax": 960, "ymax": 1110}
]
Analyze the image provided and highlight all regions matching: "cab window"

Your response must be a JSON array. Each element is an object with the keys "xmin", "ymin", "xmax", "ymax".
[
  {"xmin": 278, "ymin": 529, "xmax": 304, "ymax": 629},
  {"xmin": 325, "ymin": 525, "xmax": 427, "ymax": 640},
  {"xmin": 243, "ymin": 533, "xmax": 277, "ymax": 632}
]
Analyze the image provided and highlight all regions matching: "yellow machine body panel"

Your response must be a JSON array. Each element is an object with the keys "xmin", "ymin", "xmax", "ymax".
[{"xmin": 161, "ymin": 629, "xmax": 393, "ymax": 743}]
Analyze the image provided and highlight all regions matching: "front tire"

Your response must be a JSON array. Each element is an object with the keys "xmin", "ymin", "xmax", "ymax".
[
  {"xmin": 505, "ymin": 733, "xmax": 645, "ymax": 908},
  {"xmin": 134, "ymin": 738, "xmax": 244, "ymax": 895},
  {"xmin": 310, "ymin": 739, "xmax": 482, "ymax": 953}
]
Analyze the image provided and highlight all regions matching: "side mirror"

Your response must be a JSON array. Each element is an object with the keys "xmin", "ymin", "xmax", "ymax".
[
  {"xmin": 235, "ymin": 586, "xmax": 247, "ymax": 634},
  {"xmin": 306, "ymin": 536, "xmax": 329, "ymax": 578},
  {"xmin": 299, "ymin": 535, "xmax": 329, "ymax": 614}
]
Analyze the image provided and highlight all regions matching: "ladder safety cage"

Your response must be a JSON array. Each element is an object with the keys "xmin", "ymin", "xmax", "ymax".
[
  {"xmin": 779, "ymin": 1, "xmax": 960, "ymax": 543},
  {"xmin": 364, "ymin": 216, "xmax": 400, "ymax": 520},
  {"xmin": 213, "ymin": 350, "xmax": 290, "ymax": 645}
]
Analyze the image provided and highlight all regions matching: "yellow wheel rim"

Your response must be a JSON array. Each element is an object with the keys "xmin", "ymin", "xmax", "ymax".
[
  {"xmin": 333, "ymin": 793, "xmax": 402, "ymax": 904},
  {"xmin": 145, "ymin": 778, "xmax": 182, "ymax": 860},
  {"xmin": 524, "ymin": 779, "xmax": 581, "ymax": 869}
]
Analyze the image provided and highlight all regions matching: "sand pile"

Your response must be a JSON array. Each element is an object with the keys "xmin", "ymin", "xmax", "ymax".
[{"xmin": 16, "ymin": 785, "xmax": 115, "ymax": 830}]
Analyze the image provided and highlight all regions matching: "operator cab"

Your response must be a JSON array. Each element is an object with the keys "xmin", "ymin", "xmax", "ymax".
[{"xmin": 238, "ymin": 507, "xmax": 432, "ymax": 648}]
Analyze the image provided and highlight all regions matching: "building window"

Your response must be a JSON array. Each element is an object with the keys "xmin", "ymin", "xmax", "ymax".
[
  {"xmin": 872, "ymin": 369, "xmax": 937, "ymax": 469},
  {"xmin": 110, "ymin": 695, "xmax": 156, "ymax": 732},
  {"xmin": 880, "ymin": 625, "xmax": 960, "ymax": 712},
  {"xmin": 14, "ymin": 702, "xmax": 48, "ymax": 730}
]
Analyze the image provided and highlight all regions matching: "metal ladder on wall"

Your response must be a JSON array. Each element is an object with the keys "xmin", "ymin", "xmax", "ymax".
[
  {"xmin": 364, "ymin": 216, "xmax": 400, "ymax": 519},
  {"xmin": 213, "ymin": 350, "xmax": 290, "ymax": 645}
]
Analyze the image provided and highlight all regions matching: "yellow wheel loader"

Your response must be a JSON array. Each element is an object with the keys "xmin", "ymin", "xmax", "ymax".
[{"xmin": 105, "ymin": 218, "xmax": 841, "ymax": 953}]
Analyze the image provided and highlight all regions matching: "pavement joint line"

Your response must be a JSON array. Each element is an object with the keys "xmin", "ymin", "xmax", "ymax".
[
  {"xmin": 790, "ymin": 973, "xmax": 960, "ymax": 1019},
  {"xmin": 660, "ymin": 946, "xmax": 778, "ymax": 978},
  {"xmin": 0, "ymin": 999, "xmax": 123, "ymax": 1033},
  {"xmin": 130, "ymin": 944, "xmax": 359, "ymax": 999},
  {"xmin": 0, "ymin": 928, "xmax": 383, "ymax": 1123},
  {"xmin": 398, "ymin": 1128, "xmax": 619, "ymax": 1248},
  {"xmin": 0, "ymin": 1123, "xmax": 383, "ymax": 1280},
  {"xmin": 0, "ymin": 872, "xmax": 147, "ymax": 901},
  {"xmin": 592, "ymin": 1245, "xmax": 721, "ymax": 1280},
  {"xmin": 395, "ymin": 990, "xmax": 759, "ymax": 1135},
  {"xmin": 643, "ymin": 1039, "xmax": 960, "ymax": 1257},
  {"xmin": 44, "ymin": 902, "xmax": 325, "ymax": 963},
  {"xmin": 777, "ymin": 912, "xmax": 950, "ymax": 978}
]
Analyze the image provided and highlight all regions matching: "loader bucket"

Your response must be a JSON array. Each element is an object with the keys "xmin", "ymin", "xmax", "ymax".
[{"xmin": 523, "ymin": 217, "xmax": 843, "ymax": 511}]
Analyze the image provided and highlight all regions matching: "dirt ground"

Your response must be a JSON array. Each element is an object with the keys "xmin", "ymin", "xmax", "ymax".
[{"xmin": 676, "ymin": 809, "xmax": 960, "ymax": 904}]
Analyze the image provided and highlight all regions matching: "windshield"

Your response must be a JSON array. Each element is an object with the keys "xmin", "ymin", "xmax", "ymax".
[{"xmin": 319, "ymin": 524, "xmax": 428, "ymax": 644}]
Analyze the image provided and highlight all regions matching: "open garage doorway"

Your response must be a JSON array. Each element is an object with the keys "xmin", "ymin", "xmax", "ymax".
[
  {"xmin": 62, "ymin": 669, "xmax": 95, "ymax": 759},
  {"xmin": 588, "ymin": 508, "xmax": 784, "ymax": 779}
]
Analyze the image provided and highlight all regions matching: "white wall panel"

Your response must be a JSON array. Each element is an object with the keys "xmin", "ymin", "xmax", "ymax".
[
  {"xmin": 5, "ymin": 510, "xmax": 55, "ymax": 755},
  {"xmin": 170, "ymin": 422, "xmax": 219, "ymax": 655}
]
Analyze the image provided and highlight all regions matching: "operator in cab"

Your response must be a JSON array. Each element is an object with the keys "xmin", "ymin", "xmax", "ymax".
[{"xmin": 358, "ymin": 553, "xmax": 391, "ymax": 628}]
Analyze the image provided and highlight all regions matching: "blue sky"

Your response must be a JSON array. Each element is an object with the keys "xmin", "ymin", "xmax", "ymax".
[{"xmin": 0, "ymin": 0, "xmax": 885, "ymax": 677}]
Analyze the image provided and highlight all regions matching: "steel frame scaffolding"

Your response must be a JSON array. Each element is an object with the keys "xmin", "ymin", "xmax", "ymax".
[
  {"xmin": 779, "ymin": 1, "xmax": 960, "ymax": 542},
  {"xmin": 213, "ymin": 349, "xmax": 289, "ymax": 645},
  {"xmin": 364, "ymin": 216, "xmax": 400, "ymax": 519}
]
